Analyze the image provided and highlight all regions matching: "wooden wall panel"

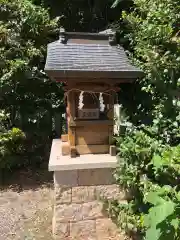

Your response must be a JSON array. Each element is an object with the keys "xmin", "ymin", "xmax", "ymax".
[
  {"xmin": 76, "ymin": 125, "xmax": 109, "ymax": 145},
  {"xmin": 76, "ymin": 144, "xmax": 109, "ymax": 155}
]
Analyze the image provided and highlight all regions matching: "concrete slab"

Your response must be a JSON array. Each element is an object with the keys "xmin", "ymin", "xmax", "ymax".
[{"xmin": 49, "ymin": 139, "xmax": 118, "ymax": 171}]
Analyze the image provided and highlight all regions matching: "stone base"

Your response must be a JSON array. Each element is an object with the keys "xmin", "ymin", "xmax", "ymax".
[
  {"xmin": 53, "ymin": 169, "xmax": 126, "ymax": 240},
  {"xmin": 49, "ymin": 139, "xmax": 117, "ymax": 171},
  {"xmin": 49, "ymin": 139, "xmax": 126, "ymax": 239}
]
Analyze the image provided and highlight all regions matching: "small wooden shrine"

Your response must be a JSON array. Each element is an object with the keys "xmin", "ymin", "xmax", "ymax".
[{"xmin": 45, "ymin": 29, "xmax": 142, "ymax": 158}]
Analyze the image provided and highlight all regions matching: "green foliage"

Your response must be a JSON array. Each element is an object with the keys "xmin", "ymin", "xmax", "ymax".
[
  {"xmin": 0, "ymin": 0, "xmax": 65, "ymax": 169},
  {"xmin": 113, "ymin": 0, "xmax": 180, "ymax": 145},
  {"xmin": 143, "ymin": 187, "xmax": 180, "ymax": 240},
  {"xmin": 0, "ymin": 0, "xmax": 63, "ymax": 135},
  {"xmin": 149, "ymin": 145, "xmax": 180, "ymax": 188},
  {"xmin": 115, "ymin": 130, "xmax": 163, "ymax": 189},
  {"xmin": 108, "ymin": 1, "xmax": 180, "ymax": 238},
  {"xmin": 0, "ymin": 126, "xmax": 25, "ymax": 169},
  {"xmin": 104, "ymin": 199, "xmax": 143, "ymax": 234},
  {"xmin": 33, "ymin": 0, "xmax": 133, "ymax": 32},
  {"xmin": 108, "ymin": 128, "xmax": 180, "ymax": 239},
  {"xmin": 151, "ymin": 145, "xmax": 180, "ymax": 173}
]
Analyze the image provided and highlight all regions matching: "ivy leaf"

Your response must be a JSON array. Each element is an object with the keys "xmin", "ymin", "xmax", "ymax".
[{"xmin": 151, "ymin": 154, "xmax": 163, "ymax": 170}]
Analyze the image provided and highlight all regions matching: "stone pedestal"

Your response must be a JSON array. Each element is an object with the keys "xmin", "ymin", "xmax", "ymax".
[{"xmin": 50, "ymin": 140, "xmax": 126, "ymax": 240}]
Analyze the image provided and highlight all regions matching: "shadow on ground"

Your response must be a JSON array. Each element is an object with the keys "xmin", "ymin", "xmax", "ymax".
[{"xmin": 0, "ymin": 163, "xmax": 53, "ymax": 192}]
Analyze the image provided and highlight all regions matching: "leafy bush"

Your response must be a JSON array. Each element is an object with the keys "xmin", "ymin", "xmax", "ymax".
[
  {"xmin": 115, "ymin": 130, "xmax": 164, "ymax": 189},
  {"xmin": 0, "ymin": 127, "xmax": 25, "ymax": 170},
  {"xmin": 114, "ymin": 0, "xmax": 180, "ymax": 145},
  {"xmin": 0, "ymin": 0, "xmax": 65, "ymax": 170},
  {"xmin": 0, "ymin": 0, "xmax": 64, "ymax": 137},
  {"xmin": 106, "ymin": 128, "xmax": 180, "ymax": 239},
  {"xmin": 142, "ymin": 186, "xmax": 180, "ymax": 240},
  {"xmin": 0, "ymin": 110, "xmax": 25, "ymax": 169},
  {"xmin": 107, "ymin": 0, "xmax": 180, "ymax": 239},
  {"xmin": 150, "ymin": 145, "xmax": 180, "ymax": 187}
]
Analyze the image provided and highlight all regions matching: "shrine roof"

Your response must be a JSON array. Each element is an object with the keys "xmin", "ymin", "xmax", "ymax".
[{"xmin": 45, "ymin": 31, "xmax": 143, "ymax": 80}]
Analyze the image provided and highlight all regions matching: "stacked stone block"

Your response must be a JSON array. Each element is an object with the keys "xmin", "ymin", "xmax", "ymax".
[{"xmin": 53, "ymin": 168, "xmax": 127, "ymax": 240}]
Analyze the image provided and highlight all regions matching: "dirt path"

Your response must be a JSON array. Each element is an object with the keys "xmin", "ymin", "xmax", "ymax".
[{"xmin": 0, "ymin": 168, "xmax": 54, "ymax": 240}]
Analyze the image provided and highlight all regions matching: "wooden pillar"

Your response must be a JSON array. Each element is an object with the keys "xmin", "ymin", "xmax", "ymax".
[
  {"xmin": 67, "ymin": 90, "xmax": 77, "ymax": 157},
  {"xmin": 108, "ymin": 90, "xmax": 116, "ymax": 156},
  {"xmin": 108, "ymin": 90, "xmax": 114, "ymax": 143}
]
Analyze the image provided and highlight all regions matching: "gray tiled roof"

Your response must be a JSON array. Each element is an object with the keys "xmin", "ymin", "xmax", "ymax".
[{"xmin": 45, "ymin": 38, "xmax": 143, "ymax": 79}]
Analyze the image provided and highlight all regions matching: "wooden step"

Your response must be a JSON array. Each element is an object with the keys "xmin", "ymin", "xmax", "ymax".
[
  {"xmin": 61, "ymin": 141, "xmax": 70, "ymax": 156},
  {"xmin": 76, "ymin": 144, "xmax": 109, "ymax": 155},
  {"xmin": 61, "ymin": 134, "xmax": 68, "ymax": 142}
]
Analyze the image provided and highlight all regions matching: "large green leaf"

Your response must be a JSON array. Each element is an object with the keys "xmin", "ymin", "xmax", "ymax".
[
  {"xmin": 151, "ymin": 154, "xmax": 164, "ymax": 170},
  {"xmin": 145, "ymin": 191, "xmax": 165, "ymax": 205},
  {"xmin": 145, "ymin": 227, "xmax": 161, "ymax": 240},
  {"xmin": 144, "ymin": 201, "xmax": 175, "ymax": 228}
]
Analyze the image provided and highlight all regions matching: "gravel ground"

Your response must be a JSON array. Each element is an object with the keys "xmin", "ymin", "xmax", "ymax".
[{"xmin": 0, "ymin": 168, "xmax": 54, "ymax": 240}]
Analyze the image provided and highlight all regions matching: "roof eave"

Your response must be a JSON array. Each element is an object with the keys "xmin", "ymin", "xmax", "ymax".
[{"xmin": 44, "ymin": 69, "xmax": 143, "ymax": 81}]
